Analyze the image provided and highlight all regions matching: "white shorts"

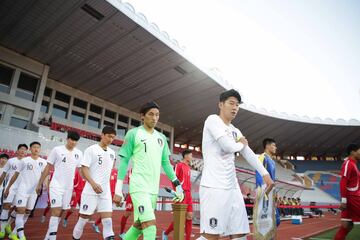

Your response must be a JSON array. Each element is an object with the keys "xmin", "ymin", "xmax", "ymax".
[
  {"xmin": 49, "ymin": 187, "xmax": 73, "ymax": 210},
  {"xmin": 79, "ymin": 192, "xmax": 113, "ymax": 215},
  {"xmin": 15, "ymin": 192, "xmax": 38, "ymax": 210},
  {"xmin": 200, "ymin": 186, "xmax": 250, "ymax": 236},
  {"xmin": 3, "ymin": 190, "xmax": 17, "ymax": 205}
]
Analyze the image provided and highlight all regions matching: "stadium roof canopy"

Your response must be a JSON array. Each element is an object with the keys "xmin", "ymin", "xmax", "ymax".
[{"xmin": 0, "ymin": 0, "xmax": 359, "ymax": 156}]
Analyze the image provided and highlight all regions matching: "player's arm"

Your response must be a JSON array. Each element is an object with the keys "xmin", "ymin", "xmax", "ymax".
[
  {"xmin": 339, "ymin": 163, "xmax": 350, "ymax": 210},
  {"xmin": 161, "ymin": 139, "xmax": 184, "ymax": 202},
  {"xmin": 114, "ymin": 130, "xmax": 135, "ymax": 206},
  {"xmin": 0, "ymin": 160, "xmax": 11, "ymax": 186},
  {"xmin": 81, "ymin": 148, "xmax": 102, "ymax": 194},
  {"xmin": 4, "ymin": 171, "xmax": 20, "ymax": 198},
  {"xmin": 36, "ymin": 164, "xmax": 52, "ymax": 194}
]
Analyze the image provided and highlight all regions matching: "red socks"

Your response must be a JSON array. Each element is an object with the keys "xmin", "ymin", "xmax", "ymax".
[
  {"xmin": 185, "ymin": 219, "xmax": 192, "ymax": 240},
  {"xmin": 120, "ymin": 215, "xmax": 129, "ymax": 234},
  {"xmin": 334, "ymin": 226, "xmax": 351, "ymax": 240},
  {"xmin": 165, "ymin": 222, "xmax": 174, "ymax": 235}
]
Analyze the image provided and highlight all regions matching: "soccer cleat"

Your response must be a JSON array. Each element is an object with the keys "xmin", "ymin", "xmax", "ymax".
[
  {"xmin": 0, "ymin": 231, "xmax": 5, "ymax": 238},
  {"xmin": 5, "ymin": 224, "xmax": 12, "ymax": 235},
  {"xmin": 162, "ymin": 231, "xmax": 168, "ymax": 240},
  {"xmin": 63, "ymin": 219, "xmax": 68, "ymax": 228},
  {"xmin": 92, "ymin": 223, "xmax": 100, "ymax": 233},
  {"xmin": 118, "ymin": 233, "xmax": 125, "ymax": 239},
  {"xmin": 40, "ymin": 215, "xmax": 46, "ymax": 223},
  {"xmin": 8, "ymin": 233, "xmax": 19, "ymax": 240}
]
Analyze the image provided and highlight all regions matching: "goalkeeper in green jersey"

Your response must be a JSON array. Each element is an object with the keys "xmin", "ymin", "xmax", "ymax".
[{"xmin": 113, "ymin": 101, "xmax": 184, "ymax": 240}]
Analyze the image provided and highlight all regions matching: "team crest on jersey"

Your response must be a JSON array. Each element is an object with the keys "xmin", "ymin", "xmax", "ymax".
[
  {"xmin": 39, "ymin": 162, "xmax": 43, "ymax": 167},
  {"xmin": 232, "ymin": 131, "xmax": 238, "ymax": 140},
  {"xmin": 157, "ymin": 138, "xmax": 163, "ymax": 147},
  {"xmin": 75, "ymin": 154, "xmax": 79, "ymax": 159},
  {"xmin": 83, "ymin": 204, "xmax": 88, "ymax": 211},
  {"xmin": 51, "ymin": 199, "xmax": 56, "ymax": 204},
  {"xmin": 110, "ymin": 154, "xmax": 114, "ymax": 160},
  {"xmin": 18, "ymin": 199, "xmax": 22, "ymax": 204},
  {"xmin": 138, "ymin": 205, "xmax": 145, "ymax": 214},
  {"xmin": 209, "ymin": 218, "xmax": 217, "ymax": 228}
]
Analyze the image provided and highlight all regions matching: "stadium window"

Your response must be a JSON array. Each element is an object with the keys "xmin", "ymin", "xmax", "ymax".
[
  {"xmin": 103, "ymin": 120, "xmax": 114, "ymax": 128},
  {"xmin": 55, "ymin": 91, "xmax": 71, "ymax": 104},
  {"xmin": 16, "ymin": 72, "xmax": 39, "ymax": 102},
  {"xmin": 88, "ymin": 115, "xmax": 100, "ymax": 128},
  {"xmin": 44, "ymin": 87, "xmax": 52, "ymax": 97},
  {"xmin": 73, "ymin": 98, "xmax": 87, "ymax": 109},
  {"xmin": 52, "ymin": 104, "xmax": 68, "ymax": 119},
  {"xmin": 40, "ymin": 101, "xmax": 49, "ymax": 113},
  {"xmin": 118, "ymin": 114, "xmax": 129, "ymax": 124},
  {"xmin": 0, "ymin": 64, "xmax": 14, "ymax": 94},
  {"xmin": 10, "ymin": 117, "xmax": 28, "ymax": 129},
  {"xmin": 174, "ymin": 143, "xmax": 180, "ymax": 148},
  {"xmin": 195, "ymin": 146, "xmax": 201, "ymax": 152},
  {"xmin": 189, "ymin": 146, "xmax": 194, "ymax": 150},
  {"xmin": 131, "ymin": 119, "xmax": 140, "ymax": 127},
  {"xmin": 90, "ymin": 104, "xmax": 102, "ymax": 114},
  {"xmin": 117, "ymin": 125, "xmax": 127, "ymax": 138},
  {"xmin": 105, "ymin": 109, "xmax": 115, "ymax": 119},
  {"xmin": 71, "ymin": 111, "xmax": 85, "ymax": 124},
  {"xmin": 297, "ymin": 156, "xmax": 305, "ymax": 160},
  {"xmin": 181, "ymin": 144, "xmax": 187, "ymax": 149}
]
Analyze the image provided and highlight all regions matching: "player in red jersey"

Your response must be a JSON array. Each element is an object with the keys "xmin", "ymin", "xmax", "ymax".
[
  {"xmin": 162, "ymin": 150, "xmax": 193, "ymax": 240},
  {"xmin": 40, "ymin": 169, "xmax": 54, "ymax": 223},
  {"xmin": 335, "ymin": 143, "xmax": 360, "ymax": 240},
  {"xmin": 62, "ymin": 168, "xmax": 86, "ymax": 227},
  {"xmin": 92, "ymin": 165, "xmax": 118, "ymax": 233},
  {"xmin": 117, "ymin": 169, "xmax": 133, "ymax": 239}
]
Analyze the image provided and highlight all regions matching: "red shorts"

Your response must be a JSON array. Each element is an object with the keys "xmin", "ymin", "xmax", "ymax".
[
  {"xmin": 70, "ymin": 191, "xmax": 82, "ymax": 208},
  {"xmin": 179, "ymin": 191, "xmax": 193, "ymax": 212},
  {"xmin": 124, "ymin": 194, "xmax": 133, "ymax": 212},
  {"xmin": 341, "ymin": 195, "xmax": 360, "ymax": 222}
]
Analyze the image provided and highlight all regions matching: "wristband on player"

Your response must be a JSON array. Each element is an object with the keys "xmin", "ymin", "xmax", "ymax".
[
  {"xmin": 172, "ymin": 179, "xmax": 181, "ymax": 187},
  {"xmin": 115, "ymin": 179, "xmax": 124, "ymax": 197},
  {"xmin": 341, "ymin": 197, "xmax": 347, "ymax": 204}
]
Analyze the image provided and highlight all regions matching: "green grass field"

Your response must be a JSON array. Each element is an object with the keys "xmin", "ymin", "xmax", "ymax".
[{"xmin": 308, "ymin": 225, "xmax": 360, "ymax": 240}]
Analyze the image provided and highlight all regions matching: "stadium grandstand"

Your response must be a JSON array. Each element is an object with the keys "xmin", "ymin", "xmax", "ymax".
[{"xmin": 0, "ymin": 0, "xmax": 360, "ymax": 239}]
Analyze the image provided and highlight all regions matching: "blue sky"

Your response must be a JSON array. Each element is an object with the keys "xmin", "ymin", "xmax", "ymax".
[{"xmin": 125, "ymin": 0, "xmax": 360, "ymax": 121}]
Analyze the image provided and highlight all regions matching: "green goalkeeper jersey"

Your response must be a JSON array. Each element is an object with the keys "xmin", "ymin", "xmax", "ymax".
[{"xmin": 118, "ymin": 126, "xmax": 176, "ymax": 194}]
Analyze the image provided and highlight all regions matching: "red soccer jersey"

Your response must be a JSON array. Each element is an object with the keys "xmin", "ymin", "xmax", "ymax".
[
  {"xmin": 340, "ymin": 157, "xmax": 360, "ymax": 198},
  {"xmin": 110, "ymin": 168, "xmax": 118, "ymax": 194},
  {"xmin": 73, "ymin": 169, "xmax": 86, "ymax": 193},
  {"xmin": 175, "ymin": 162, "xmax": 191, "ymax": 192}
]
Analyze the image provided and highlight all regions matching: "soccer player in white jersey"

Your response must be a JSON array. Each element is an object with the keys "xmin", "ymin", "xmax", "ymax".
[
  {"xmin": 0, "ymin": 153, "xmax": 9, "ymax": 210},
  {"xmin": 72, "ymin": 126, "xmax": 117, "ymax": 240},
  {"xmin": 4, "ymin": 141, "xmax": 47, "ymax": 240},
  {"xmin": 36, "ymin": 131, "xmax": 83, "ymax": 240},
  {"xmin": 0, "ymin": 144, "xmax": 28, "ymax": 238},
  {"xmin": 198, "ymin": 89, "xmax": 274, "ymax": 240}
]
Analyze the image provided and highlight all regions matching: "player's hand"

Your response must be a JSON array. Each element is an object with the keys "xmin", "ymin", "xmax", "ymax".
[
  {"xmin": 340, "ymin": 203, "xmax": 346, "ymax": 211},
  {"xmin": 113, "ymin": 194, "xmax": 124, "ymax": 207},
  {"xmin": 91, "ymin": 182, "xmax": 103, "ymax": 194},
  {"xmin": 4, "ymin": 188, "xmax": 9, "ymax": 199},
  {"xmin": 36, "ymin": 183, "xmax": 42, "ymax": 195},
  {"xmin": 263, "ymin": 174, "xmax": 275, "ymax": 195},
  {"xmin": 237, "ymin": 137, "xmax": 248, "ymax": 146},
  {"xmin": 173, "ymin": 185, "xmax": 184, "ymax": 202}
]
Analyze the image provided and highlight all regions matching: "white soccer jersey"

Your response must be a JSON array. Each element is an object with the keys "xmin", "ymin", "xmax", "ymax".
[
  {"xmin": 0, "ymin": 167, "xmax": 5, "ymax": 192},
  {"xmin": 48, "ymin": 145, "xmax": 83, "ymax": 190},
  {"xmin": 81, "ymin": 144, "xmax": 115, "ymax": 196},
  {"xmin": 200, "ymin": 114, "xmax": 242, "ymax": 189},
  {"xmin": 3, "ymin": 157, "xmax": 22, "ymax": 191},
  {"xmin": 16, "ymin": 156, "xmax": 47, "ymax": 194}
]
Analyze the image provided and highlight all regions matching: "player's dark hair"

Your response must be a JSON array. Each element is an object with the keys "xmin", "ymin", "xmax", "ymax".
[
  {"xmin": 102, "ymin": 126, "xmax": 116, "ymax": 135},
  {"xmin": 140, "ymin": 101, "xmax": 160, "ymax": 115},
  {"xmin": 347, "ymin": 143, "xmax": 360, "ymax": 156},
  {"xmin": 67, "ymin": 130, "xmax": 80, "ymax": 141},
  {"xmin": 30, "ymin": 141, "xmax": 41, "ymax": 147},
  {"xmin": 0, "ymin": 153, "xmax": 9, "ymax": 159},
  {"xmin": 219, "ymin": 89, "xmax": 242, "ymax": 103},
  {"xmin": 263, "ymin": 138, "xmax": 276, "ymax": 149},
  {"xmin": 17, "ymin": 143, "xmax": 28, "ymax": 150},
  {"xmin": 182, "ymin": 149, "xmax": 192, "ymax": 158}
]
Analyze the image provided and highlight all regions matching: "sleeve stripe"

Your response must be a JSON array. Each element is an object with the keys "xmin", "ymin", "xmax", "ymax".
[{"xmin": 344, "ymin": 160, "xmax": 350, "ymax": 177}]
